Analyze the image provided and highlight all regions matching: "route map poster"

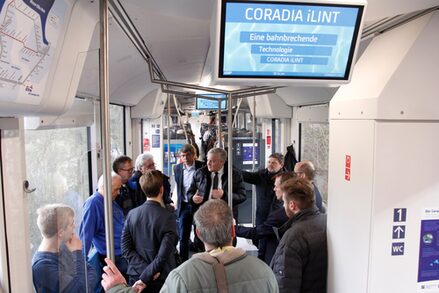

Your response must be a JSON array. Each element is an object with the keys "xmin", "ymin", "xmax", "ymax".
[{"xmin": 0, "ymin": 0, "xmax": 68, "ymax": 104}]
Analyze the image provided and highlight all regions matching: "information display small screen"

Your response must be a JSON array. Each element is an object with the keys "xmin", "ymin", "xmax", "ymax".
[
  {"xmin": 242, "ymin": 143, "xmax": 259, "ymax": 165},
  {"xmin": 218, "ymin": 0, "xmax": 364, "ymax": 81},
  {"xmin": 196, "ymin": 97, "xmax": 227, "ymax": 110}
]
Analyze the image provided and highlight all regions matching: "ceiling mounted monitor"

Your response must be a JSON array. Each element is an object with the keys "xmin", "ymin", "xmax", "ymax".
[
  {"xmin": 196, "ymin": 94, "xmax": 228, "ymax": 110},
  {"xmin": 214, "ymin": 0, "xmax": 366, "ymax": 85}
]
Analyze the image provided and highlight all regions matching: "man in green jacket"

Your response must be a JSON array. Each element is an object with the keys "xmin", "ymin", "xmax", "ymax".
[{"xmin": 102, "ymin": 199, "xmax": 278, "ymax": 293}]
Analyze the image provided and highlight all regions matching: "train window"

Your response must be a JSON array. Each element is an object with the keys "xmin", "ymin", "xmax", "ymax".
[
  {"xmin": 300, "ymin": 123, "xmax": 329, "ymax": 203},
  {"xmin": 110, "ymin": 104, "xmax": 126, "ymax": 161},
  {"xmin": 24, "ymin": 127, "xmax": 91, "ymax": 290}
]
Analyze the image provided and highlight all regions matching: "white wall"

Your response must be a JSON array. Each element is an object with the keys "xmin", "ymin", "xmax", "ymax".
[{"xmin": 328, "ymin": 10, "xmax": 439, "ymax": 293}]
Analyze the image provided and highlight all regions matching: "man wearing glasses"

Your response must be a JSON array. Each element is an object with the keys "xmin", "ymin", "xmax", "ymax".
[{"xmin": 113, "ymin": 156, "xmax": 137, "ymax": 216}]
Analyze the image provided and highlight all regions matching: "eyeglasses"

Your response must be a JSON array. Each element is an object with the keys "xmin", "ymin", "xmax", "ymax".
[{"xmin": 121, "ymin": 168, "xmax": 134, "ymax": 173}]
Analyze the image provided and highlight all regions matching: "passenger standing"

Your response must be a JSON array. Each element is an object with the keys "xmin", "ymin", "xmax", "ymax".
[
  {"xmin": 294, "ymin": 160, "xmax": 325, "ymax": 213},
  {"xmin": 187, "ymin": 147, "xmax": 246, "ymax": 249},
  {"xmin": 241, "ymin": 153, "xmax": 285, "ymax": 260},
  {"xmin": 129, "ymin": 153, "xmax": 173, "ymax": 209},
  {"xmin": 32, "ymin": 204, "xmax": 97, "ymax": 292},
  {"xmin": 113, "ymin": 156, "xmax": 137, "ymax": 216},
  {"xmin": 270, "ymin": 178, "xmax": 327, "ymax": 293},
  {"xmin": 236, "ymin": 172, "xmax": 294, "ymax": 264},
  {"xmin": 173, "ymin": 144, "xmax": 203, "ymax": 261},
  {"xmin": 121, "ymin": 170, "xmax": 179, "ymax": 293},
  {"xmin": 102, "ymin": 200, "xmax": 279, "ymax": 293},
  {"xmin": 79, "ymin": 172, "xmax": 127, "ymax": 285}
]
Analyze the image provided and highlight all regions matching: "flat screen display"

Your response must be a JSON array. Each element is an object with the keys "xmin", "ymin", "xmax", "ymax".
[
  {"xmin": 196, "ymin": 97, "xmax": 228, "ymax": 110},
  {"xmin": 218, "ymin": 0, "xmax": 365, "ymax": 82},
  {"xmin": 242, "ymin": 143, "xmax": 259, "ymax": 165}
]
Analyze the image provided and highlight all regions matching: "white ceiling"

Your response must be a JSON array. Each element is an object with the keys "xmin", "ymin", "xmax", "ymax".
[{"xmin": 76, "ymin": 0, "xmax": 439, "ymax": 108}]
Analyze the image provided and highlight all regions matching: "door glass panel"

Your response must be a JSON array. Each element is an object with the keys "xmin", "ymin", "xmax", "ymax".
[
  {"xmin": 300, "ymin": 123, "xmax": 329, "ymax": 203},
  {"xmin": 110, "ymin": 104, "xmax": 125, "ymax": 161},
  {"xmin": 24, "ymin": 127, "xmax": 92, "ymax": 291}
]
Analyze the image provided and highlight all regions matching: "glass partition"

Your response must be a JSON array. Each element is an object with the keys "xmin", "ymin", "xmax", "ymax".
[
  {"xmin": 300, "ymin": 123, "xmax": 329, "ymax": 202},
  {"xmin": 25, "ymin": 127, "xmax": 92, "ymax": 291}
]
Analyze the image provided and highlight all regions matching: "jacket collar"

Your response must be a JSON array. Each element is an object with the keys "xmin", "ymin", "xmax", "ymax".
[{"xmin": 278, "ymin": 206, "xmax": 320, "ymax": 236}]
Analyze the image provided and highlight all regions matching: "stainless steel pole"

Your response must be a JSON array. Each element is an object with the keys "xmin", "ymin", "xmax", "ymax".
[
  {"xmin": 217, "ymin": 100, "xmax": 222, "ymax": 148},
  {"xmin": 167, "ymin": 94, "xmax": 171, "ymax": 175},
  {"xmin": 227, "ymin": 93, "xmax": 233, "ymax": 210},
  {"xmin": 99, "ymin": 0, "xmax": 114, "ymax": 261},
  {"xmin": 252, "ymin": 96, "xmax": 256, "ymax": 226}
]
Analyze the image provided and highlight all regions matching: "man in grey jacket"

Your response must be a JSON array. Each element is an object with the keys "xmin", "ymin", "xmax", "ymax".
[
  {"xmin": 102, "ymin": 199, "xmax": 278, "ymax": 293},
  {"xmin": 270, "ymin": 177, "xmax": 327, "ymax": 293}
]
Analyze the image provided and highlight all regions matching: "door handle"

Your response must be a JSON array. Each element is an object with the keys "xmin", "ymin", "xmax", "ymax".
[{"xmin": 23, "ymin": 180, "xmax": 36, "ymax": 194}]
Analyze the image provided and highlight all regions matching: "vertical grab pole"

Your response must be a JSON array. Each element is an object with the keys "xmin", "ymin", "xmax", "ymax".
[
  {"xmin": 252, "ymin": 96, "xmax": 257, "ymax": 226},
  {"xmin": 217, "ymin": 99, "xmax": 222, "ymax": 148},
  {"xmin": 167, "ymin": 94, "xmax": 171, "ymax": 176},
  {"xmin": 99, "ymin": 0, "xmax": 114, "ymax": 261},
  {"xmin": 227, "ymin": 93, "xmax": 233, "ymax": 210}
]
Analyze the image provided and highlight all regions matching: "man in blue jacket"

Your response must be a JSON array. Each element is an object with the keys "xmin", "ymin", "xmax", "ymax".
[
  {"xmin": 79, "ymin": 172, "xmax": 127, "ymax": 290},
  {"xmin": 173, "ymin": 144, "xmax": 203, "ymax": 261},
  {"xmin": 121, "ymin": 170, "xmax": 179, "ymax": 293}
]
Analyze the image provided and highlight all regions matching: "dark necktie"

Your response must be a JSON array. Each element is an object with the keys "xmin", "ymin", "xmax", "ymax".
[{"xmin": 213, "ymin": 172, "xmax": 219, "ymax": 190}]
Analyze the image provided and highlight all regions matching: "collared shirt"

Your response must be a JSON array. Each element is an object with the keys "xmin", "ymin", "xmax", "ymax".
[
  {"xmin": 79, "ymin": 192, "xmax": 125, "ymax": 256},
  {"xmin": 209, "ymin": 166, "xmax": 224, "ymax": 199},
  {"xmin": 182, "ymin": 163, "xmax": 196, "ymax": 202}
]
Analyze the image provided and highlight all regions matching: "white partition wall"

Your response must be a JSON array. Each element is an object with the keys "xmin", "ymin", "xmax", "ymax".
[{"xmin": 328, "ymin": 10, "xmax": 439, "ymax": 293}]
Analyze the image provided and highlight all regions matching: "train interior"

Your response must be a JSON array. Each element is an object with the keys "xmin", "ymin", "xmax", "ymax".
[{"xmin": 1, "ymin": 0, "xmax": 439, "ymax": 292}]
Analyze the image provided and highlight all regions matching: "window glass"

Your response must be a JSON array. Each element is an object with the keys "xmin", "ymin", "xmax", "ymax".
[
  {"xmin": 110, "ymin": 104, "xmax": 125, "ymax": 161},
  {"xmin": 300, "ymin": 123, "xmax": 329, "ymax": 202},
  {"xmin": 25, "ymin": 127, "xmax": 91, "ymax": 291}
]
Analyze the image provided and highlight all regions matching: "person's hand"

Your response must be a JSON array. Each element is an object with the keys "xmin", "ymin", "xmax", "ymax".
[
  {"xmin": 65, "ymin": 233, "xmax": 82, "ymax": 252},
  {"xmin": 152, "ymin": 272, "xmax": 160, "ymax": 280},
  {"xmin": 211, "ymin": 188, "xmax": 224, "ymax": 199},
  {"xmin": 193, "ymin": 191, "xmax": 204, "ymax": 204},
  {"xmin": 101, "ymin": 258, "xmax": 127, "ymax": 291},
  {"xmin": 132, "ymin": 280, "xmax": 146, "ymax": 292}
]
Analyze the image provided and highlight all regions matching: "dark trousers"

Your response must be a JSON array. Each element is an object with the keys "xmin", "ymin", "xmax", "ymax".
[
  {"xmin": 178, "ymin": 202, "xmax": 193, "ymax": 261},
  {"xmin": 97, "ymin": 254, "xmax": 128, "ymax": 293}
]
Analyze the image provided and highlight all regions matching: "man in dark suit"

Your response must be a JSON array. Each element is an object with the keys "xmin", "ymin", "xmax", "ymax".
[
  {"xmin": 187, "ymin": 147, "xmax": 246, "ymax": 249},
  {"xmin": 121, "ymin": 170, "xmax": 178, "ymax": 293},
  {"xmin": 173, "ymin": 144, "xmax": 203, "ymax": 261}
]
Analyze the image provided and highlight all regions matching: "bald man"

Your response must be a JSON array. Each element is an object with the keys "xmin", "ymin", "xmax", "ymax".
[{"xmin": 293, "ymin": 160, "xmax": 325, "ymax": 213}]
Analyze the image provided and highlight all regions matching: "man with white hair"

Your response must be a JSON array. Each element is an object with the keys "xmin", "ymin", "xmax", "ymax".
[
  {"xmin": 129, "ymin": 153, "xmax": 173, "ymax": 208},
  {"xmin": 79, "ymin": 172, "xmax": 127, "ymax": 289}
]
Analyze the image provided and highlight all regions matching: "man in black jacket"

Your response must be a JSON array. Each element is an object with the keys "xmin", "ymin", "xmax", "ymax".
[
  {"xmin": 236, "ymin": 171, "xmax": 295, "ymax": 264},
  {"xmin": 187, "ymin": 147, "xmax": 246, "ymax": 219},
  {"xmin": 241, "ymin": 153, "xmax": 285, "ymax": 260},
  {"xmin": 129, "ymin": 153, "xmax": 173, "ymax": 209},
  {"xmin": 121, "ymin": 170, "xmax": 178, "ymax": 293},
  {"xmin": 270, "ymin": 177, "xmax": 327, "ymax": 293},
  {"xmin": 173, "ymin": 144, "xmax": 204, "ymax": 261}
]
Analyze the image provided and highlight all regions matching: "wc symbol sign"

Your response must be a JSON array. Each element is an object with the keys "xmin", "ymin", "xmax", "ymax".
[{"xmin": 391, "ymin": 243, "xmax": 405, "ymax": 256}]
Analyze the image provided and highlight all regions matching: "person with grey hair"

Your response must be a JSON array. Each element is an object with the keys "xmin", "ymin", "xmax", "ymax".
[
  {"xmin": 101, "ymin": 200, "xmax": 278, "ymax": 293},
  {"xmin": 32, "ymin": 203, "xmax": 97, "ymax": 292},
  {"xmin": 129, "ymin": 153, "xmax": 173, "ymax": 209},
  {"xmin": 79, "ymin": 172, "xmax": 127, "ymax": 291},
  {"xmin": 187, "ymin": 147, "xmax": 246, "ymax": 250},
  {"xmin": 294, "ymin": 160, "xmax": 325, "ymax": 213}
]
